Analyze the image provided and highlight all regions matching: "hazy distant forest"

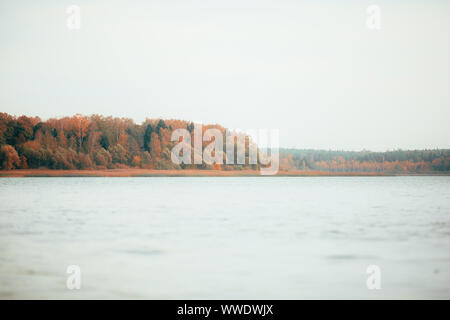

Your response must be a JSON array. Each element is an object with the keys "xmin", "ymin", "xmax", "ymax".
[{"xmin": 0, "ymin": 113, "xmax": 449, "ymax": 173}]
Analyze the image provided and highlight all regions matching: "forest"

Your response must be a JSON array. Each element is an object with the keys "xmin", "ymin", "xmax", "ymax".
[
  {"xmin": 279, "ymin": 148, "xmax": 450, "ymax": 173},
  {"xmin": 0, "ymin": 113, "xmax": 257, "ymax": 171},
  {"xmin": 0, "ymin": 112, "xmax": 449, "ymax": 173}
]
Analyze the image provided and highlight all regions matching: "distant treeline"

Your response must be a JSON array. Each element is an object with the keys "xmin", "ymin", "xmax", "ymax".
[
  {"xmin": 1, "ymin": 112, "xmax": 449, "ymax": 173},
  {"xmin": 279, "ymin": 148, "xmax": 450, "ymax": 173}
]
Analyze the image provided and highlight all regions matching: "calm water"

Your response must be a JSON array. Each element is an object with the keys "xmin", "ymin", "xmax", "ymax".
[{"xmin": 0, "ymin": 176, "xmax": 449, "ymax": 299}]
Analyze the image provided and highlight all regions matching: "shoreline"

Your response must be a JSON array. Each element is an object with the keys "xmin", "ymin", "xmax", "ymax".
[{"xmin": 0, "ymin": 169, "xmax": 448, "ymax": 177}]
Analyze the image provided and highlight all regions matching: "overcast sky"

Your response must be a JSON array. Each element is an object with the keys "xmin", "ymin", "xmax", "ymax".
[{"xmin": 1, "ymin": 0, "xmax": 449, "ymax": 151}]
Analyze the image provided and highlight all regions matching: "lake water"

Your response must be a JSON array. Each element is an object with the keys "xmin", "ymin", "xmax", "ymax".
[{"xmin": 0, "ymin": 176, "xmax": 449, "ymax": 299}]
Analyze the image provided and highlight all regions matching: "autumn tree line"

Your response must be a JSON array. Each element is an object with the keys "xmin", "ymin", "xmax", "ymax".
[
  {"xmin": 0, "ymin": 113, "xmax": 258, "ymax": 171},
  {"xmin": 1, "ymin": 112, "xmax": 449, "ymax": 173}
]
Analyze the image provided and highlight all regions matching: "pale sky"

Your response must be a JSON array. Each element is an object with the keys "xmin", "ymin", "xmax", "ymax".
[{"xmin": 1, "ymin": 0, "xmax": 449, "ymax": 151}]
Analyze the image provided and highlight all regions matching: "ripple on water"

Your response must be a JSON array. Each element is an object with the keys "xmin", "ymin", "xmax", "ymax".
[
  {"xmin": 326, "ymin": 254, "xmax": 378, "ymax": 261},
  {"xmin": 120, "ymin": 249, "xmax": 164, "ymax": 256}
]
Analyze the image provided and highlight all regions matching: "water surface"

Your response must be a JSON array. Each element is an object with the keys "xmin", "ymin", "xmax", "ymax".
[{"xmin": 0, "ymin": 177, "xmax": 449, "ymax": 299}]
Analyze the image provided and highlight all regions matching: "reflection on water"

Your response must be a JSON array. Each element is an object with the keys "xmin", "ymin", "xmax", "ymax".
[{"xmin": 0, "ymin": 176, "xmax": 449, "ymax": 299}]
